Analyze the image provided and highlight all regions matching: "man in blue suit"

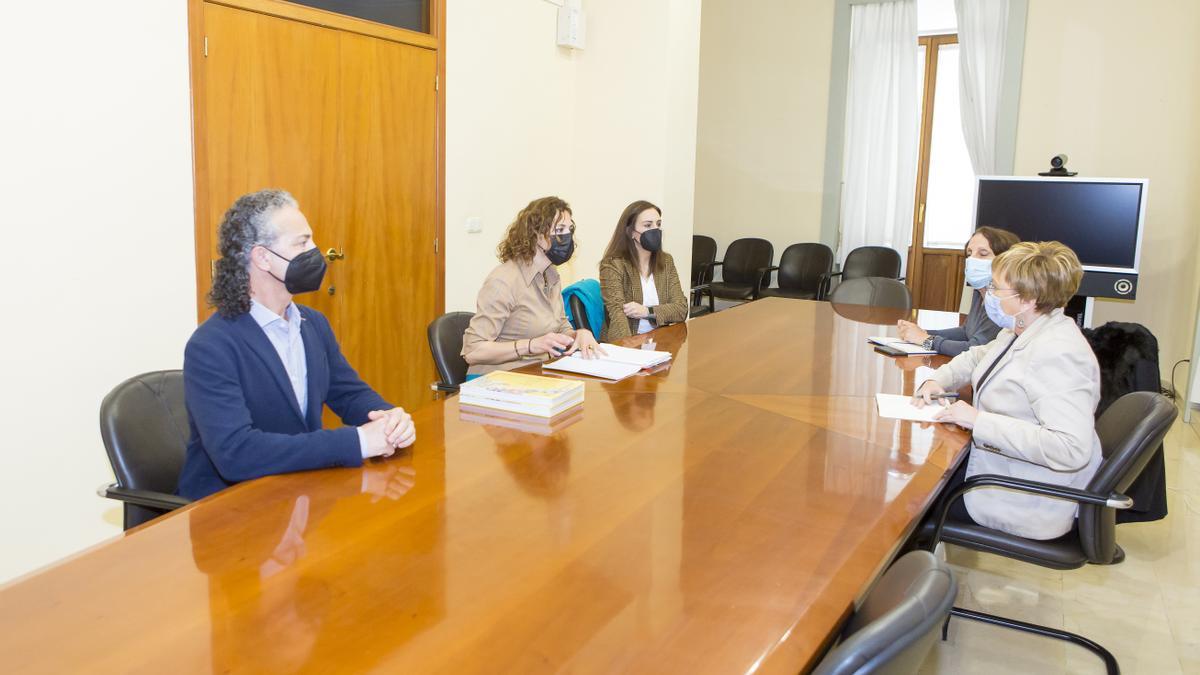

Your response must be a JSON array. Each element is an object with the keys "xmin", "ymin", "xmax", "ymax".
[{"xmin": 178, "ymin": 189, "xmax": 416, "ymax": 500}]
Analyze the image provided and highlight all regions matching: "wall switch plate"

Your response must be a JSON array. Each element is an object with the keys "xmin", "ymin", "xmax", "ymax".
[{"xmin": 465, "ymin": 217, "xmax": 483, "ymax": 234}]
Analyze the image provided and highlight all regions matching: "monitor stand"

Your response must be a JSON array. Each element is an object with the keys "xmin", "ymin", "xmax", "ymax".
[{"xmin": 1063, "ymin": 295, "xmax": 1095, "ymax": 329}]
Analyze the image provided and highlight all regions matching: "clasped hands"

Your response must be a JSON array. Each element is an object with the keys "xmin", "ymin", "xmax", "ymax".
[
  {"xmin": 531, "ymin": 328, "xmax": 606, "ymax": 360},
  {"xmin": 360, "ymin": 407, "xmax": 416, "ymax": 458},
  {"xmin": 622, "ymin": 302, "xmax": 650, "ymax": 320},
  {"xmin": 912, "ymin": 381, "xmax": 978, "ymax": 429}
]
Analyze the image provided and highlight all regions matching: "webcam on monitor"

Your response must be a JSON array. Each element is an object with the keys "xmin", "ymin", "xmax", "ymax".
[{"xmin": 1039, "ymin": 153, "xmax": 1078, "ymax": 177}]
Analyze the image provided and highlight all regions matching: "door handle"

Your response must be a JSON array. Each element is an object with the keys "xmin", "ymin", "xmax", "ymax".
[{"xmin": 325, "ymin": 247, "xmax": 345, "ymax": 261}]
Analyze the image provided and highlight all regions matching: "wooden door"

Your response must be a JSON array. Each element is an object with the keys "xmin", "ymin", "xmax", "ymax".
[
  {"xmin": 192, "ymin": 0, "xmax": 443, "ymax": 413},
  {"xmin": 336, "ymin": 32, "xmax": 438, "ymax": 411}
]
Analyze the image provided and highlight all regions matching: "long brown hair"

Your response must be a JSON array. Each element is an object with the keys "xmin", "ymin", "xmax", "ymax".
[
  {"xmin": 497, "ymin": 196, "xmax": 572, "ymax": 263},
  {"xmin": 969, "ymin": 226, "xmax": 1020, "ymax": 256},
  {"xmin": 601, "ymin": 200, "xmax": 663, "ymax": 275}
]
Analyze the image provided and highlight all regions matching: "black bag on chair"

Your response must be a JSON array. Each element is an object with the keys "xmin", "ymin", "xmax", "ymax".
[{"xmin": 1083, "ymin": 321, "xmax": 1168, "ymax": 523}]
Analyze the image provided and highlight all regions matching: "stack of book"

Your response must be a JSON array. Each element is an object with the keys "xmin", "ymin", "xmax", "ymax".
[
  {"xmin": 458, "ymin": 370, "xmax": 585, "ymax": 417},
  {"xmin": 459, "ymin": 404, "xmax": 585, "ymax": 435},
  {"xmin": 543, "ymin": 343, "xmax": 673, "ymax": 381}
]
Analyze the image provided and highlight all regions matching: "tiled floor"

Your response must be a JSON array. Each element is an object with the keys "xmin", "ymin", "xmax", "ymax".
[{"xmin": 919, "ymin": 410, "xmax": 1200, "ymax": 675}]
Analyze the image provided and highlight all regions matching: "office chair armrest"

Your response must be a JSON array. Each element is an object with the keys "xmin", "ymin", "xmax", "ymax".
[
  {"xmin": 817, "ymin": 271, "xmax": 840, "ymax": 301},
  {"xmin": 926, "ymin": 473, "xmax": 1131, "ymax": 549},
  {"xmin": 753, "ymin": 266, "xmax": 779, "ymax": 300},
  {"xmin": 98, "ymin": 483, "xmax": 191, "ymax": 511}
]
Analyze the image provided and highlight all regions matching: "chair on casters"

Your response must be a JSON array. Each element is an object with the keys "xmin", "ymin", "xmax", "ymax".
[
  {"xmin": 695, "ymin": 237, "xmax": 774, "ymax": 309},
  {"xmin": 822, "ymin": 246, "xmax": 903, "ymax": 299},
  {"xmin": 757, "ymin": 242, "xmax": 833, "ymax": 300},
  {"xmin": 427, "ymin": 311, "xmax": 474, "ymax": 393},
  {"xmin": 828, "ymin": 277, "xmax": 913, "ymax": 312},
  {"xmin": 98, "ymin": 370, "xmax": 192, "ymax": 531},
  {"xmin": 812, "ymin": 550, "xmax": 957, "ymax": 675},
  {"xmin": 921, "ymin": 391, "xmax": 1178, "ymax": 675}
]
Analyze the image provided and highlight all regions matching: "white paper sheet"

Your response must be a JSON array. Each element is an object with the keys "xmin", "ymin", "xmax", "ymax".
[{"xmin": 875, "ymin": 393, "xmax": 944, "ymax": 422}]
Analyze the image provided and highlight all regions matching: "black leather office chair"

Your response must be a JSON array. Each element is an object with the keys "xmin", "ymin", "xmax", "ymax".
[
  {"xmin": 98, "ymin": 370, "xmax": 192, "ymax": 530},
  {"xmin": 823, "ymin": 246, "xmax": 903, "ymax": 298},
  {"xmin": 757, "ymin": 243, "xmax": 833, "ymax": 300},
  {"xmin": 567, "ymin": 294, "xmax": 604, "ymax": 336},
  {"xmin": 922, "ymin": 392, "xmax": 1177, "ymax": 675},
  {"xmin": 696, "ymin": 237, "xmax": 773, "ymax": 306},
  {"xmin": 427, "ymin": 311, "xmax": 474, "ymax": 393},
  {"xmin": 829, "ymin": 277, "xmax": 913, "ymax": 312},
  {"xmin": 691, "ymin": 234, "xmax": 718, "ymax": 286},
  {"xmin": 812, "ymin": 550, "xmax": 956, "ymax": 675}
]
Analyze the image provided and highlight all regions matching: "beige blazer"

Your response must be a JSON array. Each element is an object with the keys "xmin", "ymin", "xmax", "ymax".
[
  {"xmin": 598, "ymin": 253, "xmax": 689, "ymax": 342},
  {"xmin": 932, "ymin": 308, "xmax": 1103, "ymax": 540}
]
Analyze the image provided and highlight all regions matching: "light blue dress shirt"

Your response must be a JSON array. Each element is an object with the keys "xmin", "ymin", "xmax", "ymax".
[{"xmin": 250, "ymin": 299, "xmax": 370, "ymax": 458}]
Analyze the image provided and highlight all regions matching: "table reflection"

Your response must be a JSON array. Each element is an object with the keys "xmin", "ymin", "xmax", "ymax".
[{"xmin": 188, "ymin": 455, "xmax": 443, "ymax": 673}]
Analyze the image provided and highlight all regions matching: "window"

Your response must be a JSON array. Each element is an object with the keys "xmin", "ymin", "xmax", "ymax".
[
  {"xmin": 286, "ymin": 0, "xmax": 430, "ymax": 34},
  {"xmin": 913, "ymin": 0, "xmax": 975, "ymax": 251}
]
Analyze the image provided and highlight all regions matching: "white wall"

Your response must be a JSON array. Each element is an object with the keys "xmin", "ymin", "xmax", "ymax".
[
  {"xmin": 445, "ymin": 0, "xmax": 702, "ymax": 312},
  {"xmin": 1012, "ymin": 0, "xmax": 1200, "ymax": 378},
  {"xmin": 0, "ymin": 2, "xmax": 197, "ymax": 583},
  {"xmin": 693, "ymin": 0, "xmax": 836, "ymax": 262}
]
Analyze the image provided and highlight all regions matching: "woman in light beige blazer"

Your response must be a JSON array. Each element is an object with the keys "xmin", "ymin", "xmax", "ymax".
[
  {"xmin": 915, "ymin": 241, "xmax": 1102, "ymax": 541},
  {"xmin": 597, "ymin": 200, "xmax": 689, "ymax": 342}
]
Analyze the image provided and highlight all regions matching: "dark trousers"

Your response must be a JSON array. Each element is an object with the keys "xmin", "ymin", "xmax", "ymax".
[{"xmin": 940, "ymin": 456, "xmax": 977, "ymax": 526}]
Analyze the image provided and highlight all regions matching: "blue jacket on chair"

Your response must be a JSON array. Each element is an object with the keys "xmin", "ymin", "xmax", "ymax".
[
  {"xmin": 562, "ymin": 278, "xmax": 606, "ymax": 337},
  {"xmin": 177, "ymin": 305, "xmax": 391, "ymax": 500}
]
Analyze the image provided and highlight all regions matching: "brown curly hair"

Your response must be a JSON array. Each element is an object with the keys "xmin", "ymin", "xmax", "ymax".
[{"xmin": 497, "ymin": 196, "xmax": 573, "ymax": 263}]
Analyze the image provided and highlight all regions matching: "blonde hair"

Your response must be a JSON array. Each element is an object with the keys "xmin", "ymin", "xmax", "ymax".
[{"xmin": 992, "ymin": 241, "xmax": 1083, "ymax": 312}]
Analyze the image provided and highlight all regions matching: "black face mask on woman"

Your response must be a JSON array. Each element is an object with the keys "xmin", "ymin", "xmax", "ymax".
[
  {"xmin": 546, "ymin": 233, "xmax": 575, "ymax": 265},
  {"xmin": 638, "ymin": 228, "xmax": 663, "ymax": 253},
  {"xmin": 266, "ymin": 247, "xmax": 327, "ymax": 294}
]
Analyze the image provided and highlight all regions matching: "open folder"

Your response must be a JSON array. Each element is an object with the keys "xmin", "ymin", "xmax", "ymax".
[
  {"xmin": 544, "ymin": 344, "xmax": 672, "ymax": 381},
  {"xmin": 867, "ymin": 336, "xmax": 937, "ymax": 355}
]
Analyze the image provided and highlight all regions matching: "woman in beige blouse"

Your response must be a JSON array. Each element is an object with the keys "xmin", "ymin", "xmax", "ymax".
[
  {"xmin": 461, "ymin": 196, "xmax": 603, "ymax": 375},
  {"xmin": 598, "ymin": 200, "xmax": 689, "ymax": 341}
]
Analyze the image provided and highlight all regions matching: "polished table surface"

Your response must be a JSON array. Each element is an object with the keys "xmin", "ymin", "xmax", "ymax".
[{"xmin": 0, "ymin": 298, "xmax": 970, "ymax": 674}]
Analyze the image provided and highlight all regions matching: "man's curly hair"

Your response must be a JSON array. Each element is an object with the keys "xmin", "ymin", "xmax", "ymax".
[
  {"xmin": 208, "ymin": 189, "xmax": 297, "ymax": 317},
  {"xmin": 497, "ymin": 196, "xmax": 573, "ymax": 263}
]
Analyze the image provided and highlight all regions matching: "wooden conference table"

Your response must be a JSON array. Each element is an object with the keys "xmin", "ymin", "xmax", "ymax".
[{"xmin": 0, "ymin": 297, "xmax": 970, "ymax": 674}]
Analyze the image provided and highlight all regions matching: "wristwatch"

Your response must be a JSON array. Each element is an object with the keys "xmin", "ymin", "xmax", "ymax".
[
  {"xmin": 647, "ymin": 305, "xmax": 656, "ymax": 318},
  {"xmin": 922, "ymin": 335, "xmax": 936, "ymax": 350}
]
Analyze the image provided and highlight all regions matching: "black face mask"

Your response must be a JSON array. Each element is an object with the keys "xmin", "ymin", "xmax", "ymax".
[
  {"xmin": 266, "ymin": 247, "xmax": 327, "ymax": 294},
  {"xmin": 546, "ymin": 233, "xmax": 575, "ymax": 265},
  {"xmin": 638, "ymin": 228, "xmax": 663, "ymax": 253}
]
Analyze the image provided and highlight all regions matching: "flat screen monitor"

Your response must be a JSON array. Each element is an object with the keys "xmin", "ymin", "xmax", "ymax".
[{"xmin": 973, "ymin": 176, "xmax": 1147, "ymax": 274}]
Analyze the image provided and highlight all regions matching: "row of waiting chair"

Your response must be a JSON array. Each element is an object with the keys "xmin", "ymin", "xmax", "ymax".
[{"xmin": 690, "ymin": 236, "xmax": 910, "ymax": 312}]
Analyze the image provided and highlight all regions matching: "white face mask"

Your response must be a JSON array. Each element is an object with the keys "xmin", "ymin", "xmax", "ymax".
[
  {"xmin": 982, "ymin": 291, "xmax": 1015, "ymax": 330},
  {"xmin": 964, "ymin": 257, "xmax": 992, "ymax": 290}
]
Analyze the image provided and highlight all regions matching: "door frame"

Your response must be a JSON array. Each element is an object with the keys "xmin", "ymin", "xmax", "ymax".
[
  {"xmin": 906, "ymin": 33, "xmax": 959, "ymax": 311},
  {"xmin": 186, "ymin": 0, "xmax": 446, "ymax": 323}
]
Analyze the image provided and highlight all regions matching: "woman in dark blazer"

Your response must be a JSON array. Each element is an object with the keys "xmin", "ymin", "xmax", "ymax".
[
  {"xmin": 897, "ymin": 226, "xmax": 1020, "ymax": 356},
  {"xmin": 598, "ymin": 200, "xmax": 689, "ymax": 341}
]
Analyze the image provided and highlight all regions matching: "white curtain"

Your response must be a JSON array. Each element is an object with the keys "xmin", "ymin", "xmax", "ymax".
[
  {"xmin": 955, "ymin": 0, "xmax": 1009, "ymax": 175},
  {"xmin": 838, "ymin": 0, "xmax": 920, "ymax": 271}
]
